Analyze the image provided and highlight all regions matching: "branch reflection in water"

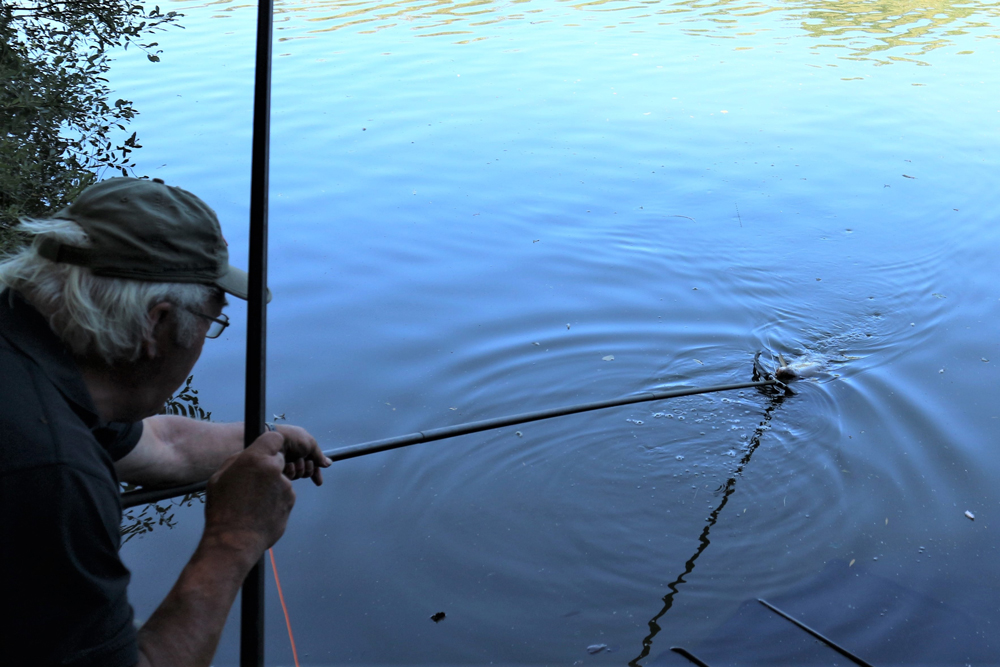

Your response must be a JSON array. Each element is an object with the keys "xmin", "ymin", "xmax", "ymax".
[
  {"xmin": 629, "ymin": 387, "xmax": 788, "ymax": 666},
  {"xmin": 120, "ymin": 375, "xmax": 209, "ymax": 543}
]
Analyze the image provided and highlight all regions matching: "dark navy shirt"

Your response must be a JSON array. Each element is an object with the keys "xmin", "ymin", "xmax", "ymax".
[{"xmin": 0, "ymin": 290, "xmax": 142, "ymax": 666}]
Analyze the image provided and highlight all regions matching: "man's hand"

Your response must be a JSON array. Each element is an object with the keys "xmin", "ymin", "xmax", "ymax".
[
  {"xmin": 202, "ymin": 431, "xmax": 296, "ymax": 558},
  {"xmin": 273, "ymin": 423, "xmax": 332, "ymax": 485}
]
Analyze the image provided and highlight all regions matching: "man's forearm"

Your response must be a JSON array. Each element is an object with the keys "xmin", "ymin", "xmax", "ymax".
[
  {"xmin": 136, "ymin": 433, "xmax": 295, "ymax": 667},
  {"xmin": 120, "ymin": 416, "xmax": 326, "ymax": 488},
  {"xmin": 155, "ymin": 417, "xmax": 244, "ymax": 483},
  {"xmin": 136, "ymin": 535, "xmax": 258, "ymax": 667},
  {"xmin": 126, "ymin": 416, "xmax": 244, "ymax": 487},
  {"xmin": 135, "ymin": 432, "xmax": 296, "ymax": 667}
]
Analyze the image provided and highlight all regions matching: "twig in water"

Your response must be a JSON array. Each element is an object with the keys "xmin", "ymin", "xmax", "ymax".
[{"xmin": 735, "ymin": 203, "xmax": 742, "ymax": 227}]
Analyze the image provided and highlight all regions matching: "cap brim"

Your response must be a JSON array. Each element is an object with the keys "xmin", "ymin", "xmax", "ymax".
[{"xmin": 215, "ymin": 265, "xmax": 272, "ymax": 303}]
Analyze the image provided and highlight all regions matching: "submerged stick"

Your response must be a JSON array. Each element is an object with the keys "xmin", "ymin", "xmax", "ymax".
[
  {"xmin": 121, "ymin": 378, "xmax": 781, "ymax": 509},
  {"xmin": 757, "ymin": 599, "xmax": 874, "ymax": 667}
]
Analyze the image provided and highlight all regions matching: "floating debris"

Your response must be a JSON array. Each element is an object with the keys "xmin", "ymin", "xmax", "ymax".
[
  {"xmin": 431, "ymin": 612, "xmax": 446, "ymax": 622},
  {"xmin": 675, "ymin": 455, "xmax": 685, "ymax": 461},
  {"xmin": 965, "ymin": 510, "xmax": 975, "ymax": 521},
  {"xmin": 515, "ymin": 431, "xmax": 523, "ymax": 437},
  {"xmin": 587, "ymin": 644, "xmax": 608, "ymax": 655},
  {"xmin": 626, "ymin": 418, "xmax": 644, "ymax": 425},
  {"xmin": 602, "ymin": 355, "xmax": 615, "ymax": 361},
  {"xmin": 566, "ymin": 323, "xmax": 571, "ymax": 330}
]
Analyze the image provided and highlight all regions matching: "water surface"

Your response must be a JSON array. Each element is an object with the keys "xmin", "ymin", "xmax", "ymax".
[{"xmin": 113, "ymin": 0, "xmax": 1000, "ymax": 664}]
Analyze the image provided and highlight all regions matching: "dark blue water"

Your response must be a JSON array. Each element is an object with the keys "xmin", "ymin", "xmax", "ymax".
[{"xmin": 113, "ymin": 1, "xmax": 1000, "ymax": 664}]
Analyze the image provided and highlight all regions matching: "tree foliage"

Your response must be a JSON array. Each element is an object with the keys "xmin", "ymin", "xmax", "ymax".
[{"xmin": 0, "ymin": 1, "xmax": 180, "ymax": 250}]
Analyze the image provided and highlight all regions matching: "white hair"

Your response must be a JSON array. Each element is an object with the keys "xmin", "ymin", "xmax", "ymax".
[{"xmin": 0, "ymin": 217, "xmax": 217, "ymax": 364}]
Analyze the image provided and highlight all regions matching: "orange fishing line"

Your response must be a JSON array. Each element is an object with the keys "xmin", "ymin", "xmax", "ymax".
[{"xmin": 268, "ymin": 548, "xmax": 301, "ymax": 667}]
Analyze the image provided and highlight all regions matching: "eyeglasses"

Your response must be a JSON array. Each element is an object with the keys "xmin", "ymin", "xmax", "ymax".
[{"xmin": 184, "ymin": 308, "xmax": 230, "ymax": 339}]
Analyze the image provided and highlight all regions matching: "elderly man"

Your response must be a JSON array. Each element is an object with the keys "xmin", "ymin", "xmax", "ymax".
[{"xmin": 0, "ymin": 177, "xmax": 330, "ymax": 666}]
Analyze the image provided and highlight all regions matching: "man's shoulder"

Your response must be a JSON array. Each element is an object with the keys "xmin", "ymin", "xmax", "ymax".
[{"xmin": 0, "ymin": 340, "xmax": 107, "ymax": 477}]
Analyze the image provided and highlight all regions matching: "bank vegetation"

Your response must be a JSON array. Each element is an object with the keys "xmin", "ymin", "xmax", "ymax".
[{"xmin": 1, "ymin": 1, "xmax": 179, "ymax": 252}]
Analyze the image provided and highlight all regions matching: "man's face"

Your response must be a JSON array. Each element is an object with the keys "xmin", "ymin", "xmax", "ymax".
[{"xmin": 142, "ymin": 292, "xmax": 227, "ymax": 418}]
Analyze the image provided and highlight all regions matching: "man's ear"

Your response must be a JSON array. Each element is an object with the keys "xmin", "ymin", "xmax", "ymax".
[{"xmin": 144, "ymin": 302, "xmax": 175, "ymax": 359}]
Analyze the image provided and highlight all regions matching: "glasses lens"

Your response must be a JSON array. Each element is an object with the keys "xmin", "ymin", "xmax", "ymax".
[{"xmin": 206, "ymin": 321, "xmax": 224, "ymax": 338}]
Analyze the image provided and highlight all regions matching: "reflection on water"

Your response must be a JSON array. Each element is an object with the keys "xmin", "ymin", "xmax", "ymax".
[
  {"xmin": 121, "ymin": 375, "xmax": 209, "ymax": 542},
  {"xmin": 786, "ymin": 0, "xmax": 1000, "ymax": 64},
  {"xmin": 630, "ymin": 386, "xmax": 787, "ymax": 665},
  {"xmin": 224, "ymin": 0, "xmax": 1000, "ymax": 63}
]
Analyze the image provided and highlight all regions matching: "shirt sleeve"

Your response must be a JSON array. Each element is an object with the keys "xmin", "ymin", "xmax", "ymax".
[
  {"xmin": 93, "ymin": 420, "xmax": 144, "ymax": 461},
  {"xmin": 0, "ymin": 464, "xmax": 139, "ymax": 667}
]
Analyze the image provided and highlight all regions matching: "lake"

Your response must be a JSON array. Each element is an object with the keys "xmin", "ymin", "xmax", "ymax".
[{"xmin": 113, "ymin": 0, "xmax": 1000, "ymax": 664}]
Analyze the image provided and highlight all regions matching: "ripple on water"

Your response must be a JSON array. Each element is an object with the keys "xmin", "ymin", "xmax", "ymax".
[{"xmin": 374, "ymin": 360, "xmax": 846, "ymax": 595}]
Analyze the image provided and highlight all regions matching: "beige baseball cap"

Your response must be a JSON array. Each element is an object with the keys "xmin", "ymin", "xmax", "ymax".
[{"xmin": 34, "ymin": 177, "xmax": 269, "ymax": 302}]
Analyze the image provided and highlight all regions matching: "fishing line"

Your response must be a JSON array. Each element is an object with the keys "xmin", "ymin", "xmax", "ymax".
[
  {"xmin": 268, "ymin": 548, "xmax": 301, "ymax": 667},
  {"xmin": 121, "ymin": 376, "xmax": 787, "ymax": 509}
]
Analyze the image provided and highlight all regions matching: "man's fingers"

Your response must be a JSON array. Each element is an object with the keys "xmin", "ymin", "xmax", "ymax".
[
  {"xmin": 282, "ymin": 458, "xmax": 321, "ymax": 481},
  {"xmin": 267, "ymin": 425, "xmax": 329, "ymax": 484},
  {"xmin": 281, "ymin": 459, "xmax": 323, "ymax": 485},
  {"xmin": 274, "ymin": 424, "xmax": 329, "ymax": 464}
]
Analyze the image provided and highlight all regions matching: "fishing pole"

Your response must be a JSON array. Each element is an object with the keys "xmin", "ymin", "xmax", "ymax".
[
  {"xmin": 243, "ymin": 0, "xmax": 273, "ymax": 664},
  {"xmin": 121, "ymin": 377, "xmax": 787, "ymax": 509}
]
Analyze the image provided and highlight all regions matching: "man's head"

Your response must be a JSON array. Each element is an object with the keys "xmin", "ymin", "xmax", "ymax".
[
  {"xmin": 40, "ymin": 177, "xmax": 253, "ymax": 298},
  {"xmin": 0, "ymin": 178, "xmax": 261, "ymax": 419}
]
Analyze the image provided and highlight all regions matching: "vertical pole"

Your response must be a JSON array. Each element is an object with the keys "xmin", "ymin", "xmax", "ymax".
[{"xmin": 241, "ymin": 1, "xmax": 273, "ymax": 666}]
